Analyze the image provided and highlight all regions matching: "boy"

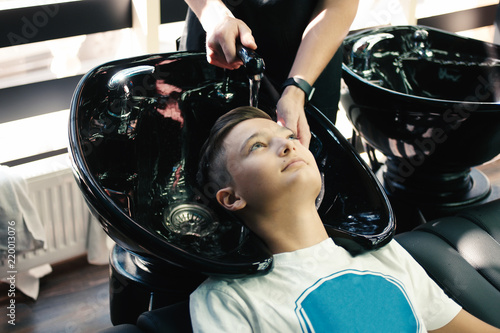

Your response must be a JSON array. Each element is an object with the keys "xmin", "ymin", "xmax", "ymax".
[{"xmin": 191, "ymin": 106, "xmax": 499, "ymax": 332}]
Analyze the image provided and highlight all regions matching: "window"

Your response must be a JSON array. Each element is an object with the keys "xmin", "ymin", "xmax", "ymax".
[
  {"xmin": 0, "ymin": 0, "xmax": 187, "ymax": 165},
  {"xmin": 0, "ymin": 0, "xmax": 187, "ymax": 123}
]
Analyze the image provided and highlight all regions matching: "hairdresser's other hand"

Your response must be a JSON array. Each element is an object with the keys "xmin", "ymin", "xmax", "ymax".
[
  {"xmin": 205, "ymin": 16, "xmax": 257, "ymax": 70},
  {"xmin": 277, "ymin": 86, "xmax": 311, "ymax": 148}
]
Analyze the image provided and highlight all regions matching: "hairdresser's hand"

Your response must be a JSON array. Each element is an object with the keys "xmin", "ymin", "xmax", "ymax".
[
  {"xmin": 277, "ymin": 86, "xmax": 311, "ymax": 147},
  {"xmin": 205, "ymin": 16, "xmax": 257, "ymax": 70}
]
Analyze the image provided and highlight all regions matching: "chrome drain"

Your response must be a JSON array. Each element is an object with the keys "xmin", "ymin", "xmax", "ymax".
[{"xmin": 163, "ymin": 203, "xmax": 218, "ymax": 237}]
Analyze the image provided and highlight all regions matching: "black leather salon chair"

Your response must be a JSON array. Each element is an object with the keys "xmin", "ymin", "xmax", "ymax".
[
  {"xmin": 396, "ymin": 198, "xmax": 500, "ymax": 327},
  {"xmin": 99, "ymin": 300, "xmax": 191, "ymax": 333}
]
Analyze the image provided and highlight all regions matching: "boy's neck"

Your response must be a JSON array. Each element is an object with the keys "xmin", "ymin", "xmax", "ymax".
[{"xmin": 245, "ymin": 202, "xmax": 329, "ymax": 254}]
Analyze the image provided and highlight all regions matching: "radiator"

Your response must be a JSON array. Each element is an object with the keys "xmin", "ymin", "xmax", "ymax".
[{"xmin": 0, "ymin": 154, "xmax": 95, "ymax": 279}]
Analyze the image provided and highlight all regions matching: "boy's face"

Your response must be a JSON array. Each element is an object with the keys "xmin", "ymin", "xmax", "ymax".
[{"xmin": 221, "ymin": 118, "xmax": 321, "ymax": 207}]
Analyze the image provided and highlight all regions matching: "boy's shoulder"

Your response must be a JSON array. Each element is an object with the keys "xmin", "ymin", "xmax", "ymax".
[
  {"xmin": 193, "ymin": 239, "xmax": 412, "ymax": 295},
  {"xmin": 194, "ymin": 273, "xmax": 261, "ymax": 293}
]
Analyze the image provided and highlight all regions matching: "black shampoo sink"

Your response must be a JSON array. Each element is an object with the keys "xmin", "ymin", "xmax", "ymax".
[
  {"xmin": 342, "ymin": 26, "xmax": 500, "ymax": 219},
  {"xmin": 69, "ymin": 52, "xmax": 394, "ymax": 278}
]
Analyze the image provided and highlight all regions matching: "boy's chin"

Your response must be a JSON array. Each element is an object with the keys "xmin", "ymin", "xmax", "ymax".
[{"xmin": 288, "ymin": 173, "xmax": 322, "ymax": 195}]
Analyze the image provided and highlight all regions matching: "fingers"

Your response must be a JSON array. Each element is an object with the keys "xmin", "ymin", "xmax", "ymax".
[
  {"xmin": 277, "ymin": 87, "xmax": 312, "ymax": 147},
  {"xmin": 206, "ymin": 42, "xmax": 242, "ymax": 69},
  {"xmin": 286, "ymin": 111, "xmax": 310, "ymax": 148},
  {"xmin": 297, "ymin": 119, "xmax": 311, "ymax": 148},
  {"xmin": 205, "ymin": 17, "xmax": 256, "ymax": 70},
  {"xmin": 278, "ymin": 112, "xmax": 310, "ymax": 148},
  {"xmin": 239, "ymin": 25, "xmax": 257, "ymax": 50},
  {"xmin": 276, "ymin": 103, "xmax": 311, "ymax": 148}
]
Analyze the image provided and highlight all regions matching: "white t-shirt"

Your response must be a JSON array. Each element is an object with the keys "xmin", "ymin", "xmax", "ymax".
[{"xmin": 190, "ymin": 238, "xmax": 461, "ymax": 332}]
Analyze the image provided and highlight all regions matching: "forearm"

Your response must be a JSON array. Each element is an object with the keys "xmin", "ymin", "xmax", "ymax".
[
  {"xmin": 430, "ymin": 309, "xmax": 500, "ymax": 333},
  {"xmin": 184, "ymin": 0, "xmax": 256, "ymax": 68},
  {"xmin": 287, "ymin": 0, "xmax": 359, "ymax": 85},
  {"xmin": 184, "ymin": 0, "xmax": 234, "ymax": 32}
]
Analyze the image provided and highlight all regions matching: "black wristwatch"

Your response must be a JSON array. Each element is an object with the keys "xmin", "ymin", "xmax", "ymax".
[{"xmin": 282, "ymin": 76, "xmax": 315, "ymax": 104}]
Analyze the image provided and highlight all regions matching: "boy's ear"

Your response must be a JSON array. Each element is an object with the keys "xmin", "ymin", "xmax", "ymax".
[{"xmin": 216, "ymin": 187, "xmax": 246, "ymax": 211}]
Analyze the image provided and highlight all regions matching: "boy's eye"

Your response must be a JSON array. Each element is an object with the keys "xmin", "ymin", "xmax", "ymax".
[
  {"xmin": 250, "ymin": 142, "xmax": 265, "ymax": 152},
  {"xmin": 288, "ymin": 133, "xmax": 298, "ymax": 140}
]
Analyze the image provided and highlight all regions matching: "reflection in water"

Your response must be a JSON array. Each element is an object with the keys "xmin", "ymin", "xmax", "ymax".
[
  {"xmin": 339, "ymin": 212, "xmax": 382, "ymax": 235},
  {"xmin": 328, "ymin": 193, "xmax": 383, "ymax": 236}
]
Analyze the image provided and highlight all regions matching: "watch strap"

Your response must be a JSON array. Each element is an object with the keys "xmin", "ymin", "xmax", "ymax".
[{"xmin": 282, "ymin": 77, "xmax": 315, "ymax": 103}]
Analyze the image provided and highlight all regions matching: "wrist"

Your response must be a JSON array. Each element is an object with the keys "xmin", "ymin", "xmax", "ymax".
[
  {"xmin": 281, "ymin": 76, "xmax": 315, "ymax": 104},
  {"xmin": 281, "ymin": 85, "xmax": 306, "ymax": 105},
  {"xmin": 199, "ymin": 2, "xmax": 235, "ymax": 32}
]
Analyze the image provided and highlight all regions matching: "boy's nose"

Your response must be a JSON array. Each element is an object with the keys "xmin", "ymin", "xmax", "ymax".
[{"xmin": 278, "ymin": 138, "xmax": 295, "ymax": 156}]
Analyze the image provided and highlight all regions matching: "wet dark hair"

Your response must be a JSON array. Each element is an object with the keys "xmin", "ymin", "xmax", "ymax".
[{"xmin": 197, "ymin": 106, "xmax": 272, "ymax": 192}]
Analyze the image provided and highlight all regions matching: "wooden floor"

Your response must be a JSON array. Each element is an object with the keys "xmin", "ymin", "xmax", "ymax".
[
  {"xmin": 0, "ymin": 255, "xmax": 112, "ymax": 333},
  {"xmin": 1, "ymin": 158, "xmax": 499, "ymax": 333}
]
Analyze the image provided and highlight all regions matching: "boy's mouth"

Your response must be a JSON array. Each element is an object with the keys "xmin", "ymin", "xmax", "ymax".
[{"xmin": 282, "ymin": 158, "xmax": 306, "ymax": 171}]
